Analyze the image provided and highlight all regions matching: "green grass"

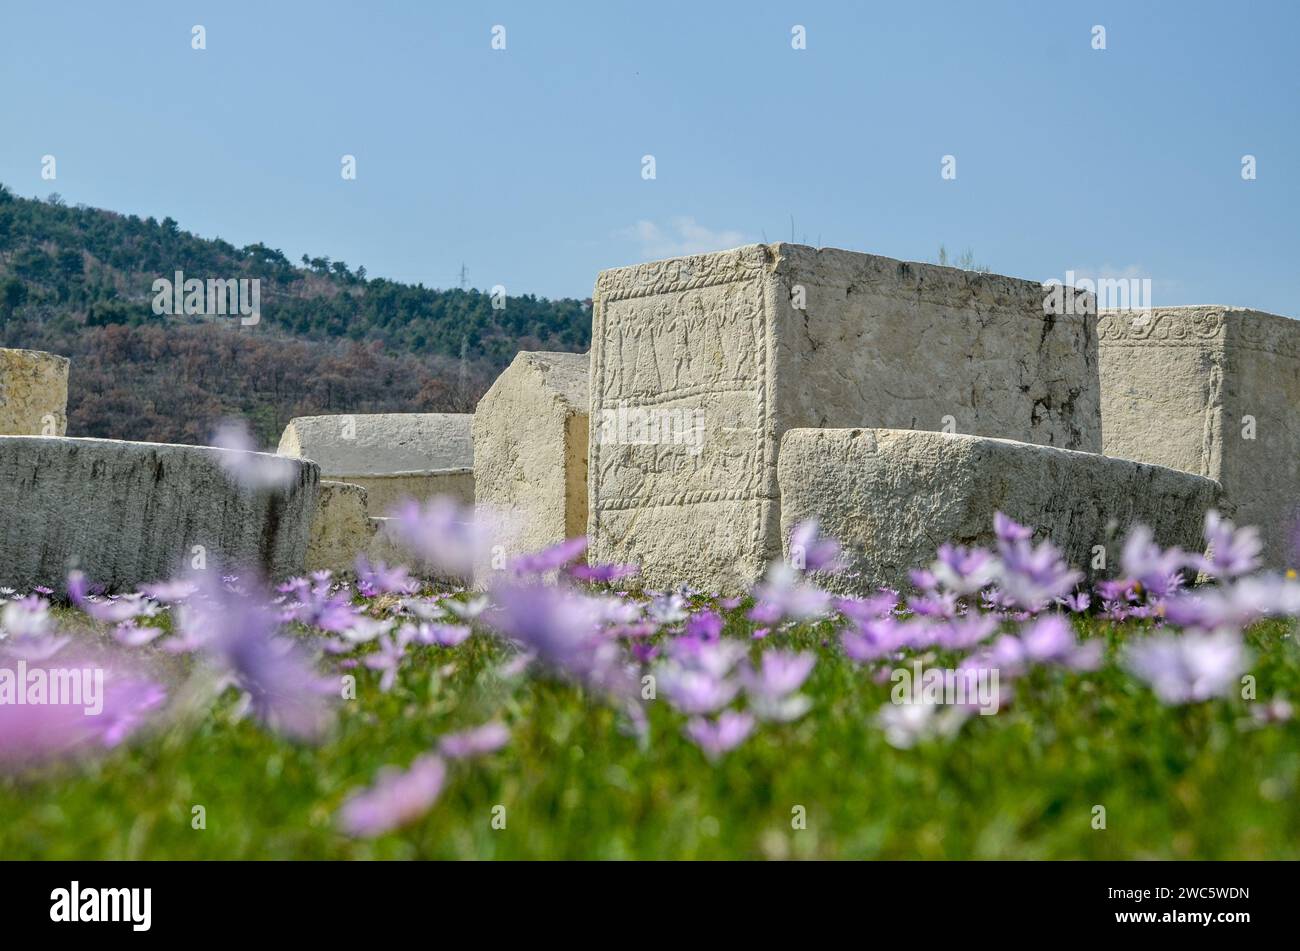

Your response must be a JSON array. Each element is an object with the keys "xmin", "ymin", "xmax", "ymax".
[{"xmin": 3, "ymin": 605, "xmax": 1299, "ymax": 859}]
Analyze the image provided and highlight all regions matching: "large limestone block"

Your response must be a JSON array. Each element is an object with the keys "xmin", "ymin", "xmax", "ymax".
[
  {"xmin": 588, "ymin": 244, "xmax": 1102, "ymax": 591},
  {"xmin": 0, "ymin": 348, "xmax": 69, "ymax": 436},
  {"xmin": 1098, "ymin": 306, "xmax": 1300, "ymax": 566},
  {"xmin": 0, "ymin": 435, "xmax": 318, "ymax": 592},
  {"xmin": 278, "ymin": 412, "xmax": 472, "ymax": 473},
  {"xmin": 305, "ymin": 480, "xmax": 379, "ymax": 573},
  {"xmin": 341, "ymin": 469, "xmax": 474, "ymax": 515},
  {"xmin": 473, "ymin": 351, "xmax": 589, "ymax": 574},
  {"xmin": 778, "ymin": 428, "xmax": 1220, "ymax": 595},
  {"xmin": 278, "ymin": 413, "xmax": 474, "ymax": 513}
]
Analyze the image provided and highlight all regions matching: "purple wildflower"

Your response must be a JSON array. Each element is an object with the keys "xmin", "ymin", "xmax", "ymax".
[
  {"xmin": 569, "ymin": 562, "xmax": 640, "ymax": 584},
  {"xmin": 994, "ymin": 512, "xmax": 1033, "ymax": 543},
  {"xmin": 510, "ymin": 536, "xmax": 589, "ymax": 575},
  {"xmin": 741, "ymin": 650, "xmax": 815, "ymax": 722},
  {"xmin": 0, "ymin": 650, "xmax": 166, "ymax": 767},
  {"xmin": 685, "ymin": 610, "xmax": 723, "ymax": 641},
  {"xmin": 1119, "ymin": 525, "xmax": 1188, "ymax": 598},
  {"xmin": 788, "ymin": 519, "xmax": 844, "ymax": 573},
  {"xmin": 932, "ymin": 544, "xmax": 999, "ymax": 596},
  {"xmin": 409, "ymin": 622, "xmax": 472, "ymax": 648},
  {"xmin": 179, "ymin": 573, "xmax": 335, "ymax": 741},
  {"xmin": 390, "ymin": 496, "xmax": 491, "ymax": 581},
  {"xmin": 742, "ymin": 650, "xmax": 815, "ymax": 698},
  {"xmin": 836, "ymin": 590, "xmax": 899, "ymax": 623},
  {"xmin": 1199, "ymin": 511, "xmax": 1262, "ymax": 579},
  {"xmin": 684, "ymin": 711, "xmax": 755, "ymax": 761},
  {"xmin": 337, "ymin": 754, "xmax": 447, "ymax": 837},
  {"xmin": 658, "ymin": 666, "xmax": 740, "ymax": 715},
  {"xmin": 355, "ymin": 556, "xmax": 418, "ymax": 596},
  {"xmin": 212, "ymin": 419, "xmax": 298, "ymax": 489},
  {"xmin": 484, "ymin": 584, "xmax": 630, "ymax": 695},
  {"xmin": 748, "ymin": 563, "xmax": 832, "ymax": 624},
  {"xmin": 363, "ymin": 628, "xmax": 415, "ymax": 692},
  {"xmin": 438, "ymin": 721, "xmax": 510, "ymax": 760},
  {"xmin": 1126, "ymin": 630, "xmax": 1249, "ymax": 704},
  {"xmin": 998, "ymin": 531, "xmax": 1082, "ymax": 612},
  {"xmin": 67, "ymin": 572, "xmax": 151, "ymax": 624}
]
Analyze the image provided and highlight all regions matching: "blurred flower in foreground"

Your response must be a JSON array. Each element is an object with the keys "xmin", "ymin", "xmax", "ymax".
[
  {"xmin": 995, "ymin": 515, "xmax": 1082, "ymax": 611},
  {"xmin": 212, "ymin": 419, "xmax": 298, "ymax": 490},
  {"xmin": 788, "ymin": 520, "xmax": 843, "ymax": 573},
  {"xmin": 684, "ymin": 711, "xmax": 755, "ymax": 761},
  {"xmin": 1198, "ymin": 511, "xmax": 1262, "ymax": 580},
  {"xmin": 338, "ymin": 754, "xmax": 447, "ymax": 837},
  {"xmin": 1125, "ymin": 630, "xmax": 1249, "ymax": 704},
  {"xmin": 438, "ymin": 721, "xmax": 510, "ymax": 760},
  {"xmin": 749, "ymin": 562, "xmax": 832, "ymax": 625},
  {"xmin": 510, "ymin": 537, "xmax": 588, "ymax": 576},
  {"xmin": 931, "ymin": 544, "xmax": 998, "ymax": 596},
  {"xmin": 484, "ymin": 584, "xmax": 632, "ymax": 697},
  {"xmin": 390, "ymin": 497, "xmax": 491, "ymax": 581},
  {"xmin": 570, "ymin": 562, "xmax": 639, "ymax": 583},
  {"xmin": 0, "ymin": 646, "xmax": 166, "ymax": 768},
  {"xmin": 67, "ymin": 572, "xmax": 153, "ymax": 624},
  {"xmin": 1, "ymin": 595, "xmax": 53, "ymax": 640},
  {"xmin": 741, "ymin": 650, "xmax": 815, "ymax": 722},
  {"xmin": 177, "ymin": 572, "xmax": 335, "ymax": 741},
  {"xmin": 876, "ymin": 697, "xmax": 971, "ymax": 750}
]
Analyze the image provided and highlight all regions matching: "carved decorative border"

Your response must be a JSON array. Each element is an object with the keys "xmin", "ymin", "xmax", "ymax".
[
  {"xmin": 1098, "ymin": 309, "xmax": 1300, "ymax": 361},
  {"xmin": 595, "ymin": 247, "xmax": 770, "ymax": 303},
  {"xmin": 1097, "ymin": 310, "xmax": 1225, "ymax": 345},
  {"xmin": 590, "ymin": 264, "xmax": 769, "ymax": 564}
]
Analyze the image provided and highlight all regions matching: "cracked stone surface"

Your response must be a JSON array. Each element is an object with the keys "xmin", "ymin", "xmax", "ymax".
[
  {"xmin": 588, "ymin": 244, "xmax": 1101, "ymax": 592},
  {"xmin": 0, "ymin": 348, "xmax": 68, "ymax": 436},
  {"xmin": 1098, "ymin": 306, "xmax": 1300, "ymax": 567},
  {"xmin": 779, "ymin": 428, "xmax": 1220, "ymax": 596},
  {"xmin": 0, "ymin": 435, "xmax": 318, "ymax": 592}
]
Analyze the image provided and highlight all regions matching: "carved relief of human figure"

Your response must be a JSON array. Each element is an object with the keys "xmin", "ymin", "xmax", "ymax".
[
  {"xmin": 603, "ymin": 318, "xmax": 625, "ymax": 399},
  {"xmin": 731, "ymin": 291, "xmax": 759, "ymax": 380},
  {"xmin": 668, "ymin": 298, "xmax": 692, "ymax": 390},
  {"xmin": 631, "ymin": 310, "xmax": 663, "ymax": 395},
  {"xmin": 653, "ymin": 300, "xmax": 676, "ymax": 392},
  {"xmin": 690, "ymin": 295, "xmax": 724, "ymax": 384}
]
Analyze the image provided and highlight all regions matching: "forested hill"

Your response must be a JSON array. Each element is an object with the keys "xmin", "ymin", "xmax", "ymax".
[{"xmin": 0, "ymin": 184, "xmax": 591, "ymax": 447}]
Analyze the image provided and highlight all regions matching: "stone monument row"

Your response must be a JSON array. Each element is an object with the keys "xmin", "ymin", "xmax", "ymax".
[{"xmin": 1, "ymin": 244, "xmax": 1295, "ymax": 595}]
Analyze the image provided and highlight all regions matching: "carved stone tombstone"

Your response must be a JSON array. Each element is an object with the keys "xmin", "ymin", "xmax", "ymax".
[
  {"xmin": 0, "ymin": 348, "xmax": 68, "ymax": 436},
  {"xmin": 779, "ymin": 427, "xmax": 1220, "ymax": 596},
  {"xmin": 472, "ymin": 350, "xmax": 589, "ymax": 581},
  {"xmin": 588, "ymin": 244, "xmax": 1102, "ymax": 591},
  {"xmin": 278, "ymin": 413, "xmax": 474, "ymax": 514},
  {"xmin": 1098, "ymin": 306, "xmax": 1300, "ymax": 566},
  {"xmin": 0, "ymin": 435, "xmax": 318, "ymax": 592}
]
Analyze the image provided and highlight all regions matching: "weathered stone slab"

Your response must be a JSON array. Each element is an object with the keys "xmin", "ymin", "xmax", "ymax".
[
  {"xmin": 0, "ymin": 435, "xmax": 318, "ymax": 592},
  {"xmin": 1098, "ymin": 306, "xmax": 1300, "ymax": 567},
  {"xmin": 305, "ymin": 480, "xmax": 379, "ymax": 574},
  {"xmin": 0, "ymin": 348, "xmax": 69, "ymax": 436},
  {"xmin": 473, "ymin": 351, "xmax": 589, "ymax": 578},
  {"xmin": 278, "ymin": 413, "xmax": 474, "ymax": 513},
  {"xmin": 339, "ymin": 469, "xmax": 474, "ymax": 515},
  {"xmin": 778, "ymin": 428, "xmax": 1220, "ymax": 595},
  {"xmin": 588, "ymin": 244, "xmax": 1102, "ymax": 591},
  {"xmin": 278, "ymin": 412, "xmax": 472, "ymax": 473}
]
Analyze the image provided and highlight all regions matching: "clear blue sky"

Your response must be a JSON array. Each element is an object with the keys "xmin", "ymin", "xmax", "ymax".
[{"xmin": 2, "ymin": 1, "xmax": 1296, "ymax": 313}]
